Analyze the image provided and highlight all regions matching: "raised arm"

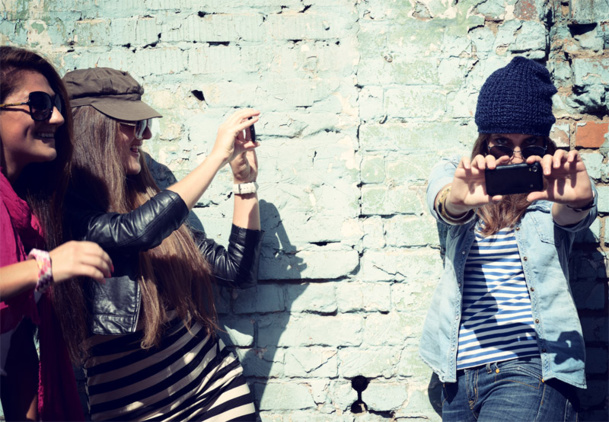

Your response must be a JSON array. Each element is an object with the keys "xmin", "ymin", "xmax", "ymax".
[
  {"xmin": 68, "ymin": 109, "xmax": 261, "ymax": 255},
  {"xmin": 428, "ymin": 155, "xmax": 508, "ymax": 225},
  {"xmin": 166, "ymin": 109, "xmax": 260, "ymax": 210},
  {"xmin": 525, "ymin": 150, "xmax": 596, "ymax": 227}
]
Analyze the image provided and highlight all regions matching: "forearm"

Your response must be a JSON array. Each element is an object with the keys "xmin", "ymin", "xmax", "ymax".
[
  {"xmin": 552, "ymin": 202, "xmax": 592, "ymax": 226},
  {"xmin": 0, "ymin": 261, "xmax": 37, "ymax": 301},
  {"xmin": 166, "ymin": 153, "xmax": 227, "ymax": 210},
  {"xmin": 552, "ymin": 185, "xmax": 596, "ymax": 226},
  {"xmin": 232, "ymin": 192, "xmax": 261, "ymax": 230},
  {"xmin": 436, "ymin": 183, "xmax": 474, "ymax": 215},
  {"xmin": 195, "ymin": 224, "xmax": 263, "ymax": 288},
  {"xmin": 434, "ymin": 183, "xmax": 477, "ymax": 225}
]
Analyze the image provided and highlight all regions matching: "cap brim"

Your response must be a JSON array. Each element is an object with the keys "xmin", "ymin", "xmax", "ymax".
[{"xmin": 90, "ymin": 98, "xmax": 162, "ymax": 121}]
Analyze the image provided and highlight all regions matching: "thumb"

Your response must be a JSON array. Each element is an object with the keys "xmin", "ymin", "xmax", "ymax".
[{"xmin": 526, "ymin": 191, "xmax": 548, "ymax": 202}]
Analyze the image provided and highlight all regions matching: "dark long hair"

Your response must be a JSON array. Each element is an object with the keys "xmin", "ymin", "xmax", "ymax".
[
  {"xmin": 54, "ymin": 106, "xmax": 218, "ymax": 361},
  {"xmin": 471, "ymin": 133, "xmax": 557, "ymax": 236},
  {"xmin": 0, "ymin": 46, "xmax": 73, "ymax": 250}
]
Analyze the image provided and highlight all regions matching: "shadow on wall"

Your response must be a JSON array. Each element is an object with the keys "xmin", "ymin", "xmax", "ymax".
[
  {"xmin": 426, "ymin": 223, "xmax": 609, "ymax": 421},
  {"xmin": 570, "ymin": 248, "xmax": 608, "ymax": 421},
  {"xmin": 219, "ymin": 200, "xmax": 308, "ymax": 415},
  {"xmin": 148, "ymin": 155, "xmax": 309, "ymax": 416}
]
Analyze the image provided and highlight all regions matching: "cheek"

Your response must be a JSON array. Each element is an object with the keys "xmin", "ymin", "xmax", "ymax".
[
  {"xmin": 115, "ymin": 136, "xmax": 130, "ymax": 156},
  {"xmin": 0, "ymin": 115, "xmax": 31, "ymax": 142},
  {"xmin": 1, "ymin": 128, "xmax": 28, "ymax": 158}
]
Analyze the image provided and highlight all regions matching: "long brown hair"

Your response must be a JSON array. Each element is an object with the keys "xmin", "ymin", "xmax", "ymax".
[
  {"xmin": 471, "ymin": 133, "xmax": 557, "ymax": 236},
  {"xmin": 55, "ymin": 106, "xmax": 218, "ymax": 361},
  {"xmin": 0, "ymin": 46, "xmax": 73, "ymax": 251}
]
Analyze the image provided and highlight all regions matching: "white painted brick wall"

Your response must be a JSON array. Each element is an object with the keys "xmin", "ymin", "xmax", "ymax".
[{"xmin": 2, "ymin": 0, "xmax": 608, "ymax": 420}]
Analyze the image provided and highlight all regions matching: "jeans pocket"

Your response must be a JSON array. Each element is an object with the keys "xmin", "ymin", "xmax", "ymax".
[{"xmin": 494, "ymin": 358, "xmax": 543, "ymax": 390}]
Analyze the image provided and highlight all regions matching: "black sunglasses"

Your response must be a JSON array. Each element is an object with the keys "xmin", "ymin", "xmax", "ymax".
[
  {"xmin": 0, "ymin": 91, "xmax": 63, "ymax": 121},
  {"xmin": 487, "ymin": 140, "xmax": 547, "ymax": 159}
]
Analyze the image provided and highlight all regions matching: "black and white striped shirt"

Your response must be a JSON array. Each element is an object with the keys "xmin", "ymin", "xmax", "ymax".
[{"xmin": 84, "ymin": 312, "xmax": 255, "ymax": 421}]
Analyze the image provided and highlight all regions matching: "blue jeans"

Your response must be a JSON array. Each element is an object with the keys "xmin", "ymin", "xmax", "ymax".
[{"xmin": 441, "ymin": 357, "xmax": 578, "ymax": 421}]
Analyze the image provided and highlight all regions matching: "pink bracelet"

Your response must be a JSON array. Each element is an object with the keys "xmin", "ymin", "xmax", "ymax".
[{"xmin": 27, "ymin": 248, "xmax": 53, "ymax": 293}]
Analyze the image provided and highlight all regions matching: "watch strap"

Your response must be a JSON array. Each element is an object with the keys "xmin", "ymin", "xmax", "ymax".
[{"xmin": 233, "ymin": 182, "xmax": 258, "ymax": 195}]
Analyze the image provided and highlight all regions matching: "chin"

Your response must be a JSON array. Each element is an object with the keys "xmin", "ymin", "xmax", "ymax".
[
  {"xmin": 40, "ymin": 150, "xmax": 58, "ymax": 163},
  {"xmin": 126, "ymin": 166, "xmax": 142, "ymax": 175}
]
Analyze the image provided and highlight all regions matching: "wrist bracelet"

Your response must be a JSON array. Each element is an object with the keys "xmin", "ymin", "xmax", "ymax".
[
  {"xmin": 27, "ymin": 248, "xmax": 53, "ymax": 293},
  {"xmin": 436, "ymin": 186, "xmax": 474, "ymax": 225}
]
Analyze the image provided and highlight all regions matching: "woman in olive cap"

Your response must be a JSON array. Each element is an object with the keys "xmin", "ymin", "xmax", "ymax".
[{"xmin": 57, "ymin": 67, "xmax": 262, "ymax": 421}]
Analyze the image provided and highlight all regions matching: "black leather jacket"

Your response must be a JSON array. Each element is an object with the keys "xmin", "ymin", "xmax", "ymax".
[{"xmin": 66, "ymin": 189, "xmax": 263, "ymax": 336}]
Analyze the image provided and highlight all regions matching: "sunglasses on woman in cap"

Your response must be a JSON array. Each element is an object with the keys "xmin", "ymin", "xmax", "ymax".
[
  {"xmin": 119, "ymin": 118, "xmax": 152, "ymax": 140},
  {"xmin": 0, "ymin": 91, "xmax": 63, "ymax": 121}
]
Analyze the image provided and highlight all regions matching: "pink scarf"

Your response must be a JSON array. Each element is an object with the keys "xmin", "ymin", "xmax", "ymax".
[{"xmin": 0, "ymin": 169, "xmax": 84, "ymax": 421}]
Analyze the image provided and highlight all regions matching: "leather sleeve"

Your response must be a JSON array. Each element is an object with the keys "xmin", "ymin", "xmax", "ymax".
[
  {"xmin": 192, "ymin": 225, "xmax": 264, "ymax": 289},
  {"xmin": 66, "ymin": 190, "xmax": 190, "ymax": 255}
]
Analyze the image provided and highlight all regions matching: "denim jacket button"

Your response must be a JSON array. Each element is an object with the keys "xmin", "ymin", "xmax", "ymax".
[
  {"xmin": 530, "ymin": 287, "xmax": 535, "ymax": 292},
  {"xmin": 523, "ymin": 256, "xmax": 528, "ymax": 261}
]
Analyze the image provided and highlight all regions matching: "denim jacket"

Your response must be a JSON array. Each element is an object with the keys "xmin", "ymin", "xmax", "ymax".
[{"xmin": 419, "ymin": 157, "xmax": 597, "ymax": 389}]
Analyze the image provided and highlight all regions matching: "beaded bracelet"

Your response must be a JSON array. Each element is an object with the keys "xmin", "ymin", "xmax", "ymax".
[
  {"xmin": 27, "ymin": 248, "xmax": 53, "ymax": 293},
  {"xmin": 436, "ymin": 186, "xmax": 475, "ymax": 225}
]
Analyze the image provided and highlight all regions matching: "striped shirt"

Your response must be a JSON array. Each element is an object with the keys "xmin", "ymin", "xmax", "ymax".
[
  {"xmin": 84, "ymin": 312, "xmax": 256, "ymax": 421},
  {"xmin": 456, "ymin": 227, "xmax": 539, "ymax": 370}
]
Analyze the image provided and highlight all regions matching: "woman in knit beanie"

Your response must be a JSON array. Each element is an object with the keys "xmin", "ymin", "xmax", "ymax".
[{"xmin": 420, "ymin": 56, "xmax": 595, "ymax": 420}]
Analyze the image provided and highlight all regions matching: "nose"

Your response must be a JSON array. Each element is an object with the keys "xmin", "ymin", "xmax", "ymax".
[
  {"xmin": 510, "ymin": 149, "xmax": 524, "ymax": 163},
  {"xmin": 142, "ymin": 125, "xmax": 152, "ymax": 140},
  {"xmin": 48, "ymin": 105, "xmax": 64, "ymax": 126}
]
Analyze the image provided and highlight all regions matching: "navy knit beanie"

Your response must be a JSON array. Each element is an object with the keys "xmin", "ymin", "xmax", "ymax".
[{"xmin": 475, "ymin": 56, "xmax": 557, "ymax": 136}]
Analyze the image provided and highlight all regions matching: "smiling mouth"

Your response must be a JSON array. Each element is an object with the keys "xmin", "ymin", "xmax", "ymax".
[{"xmin": 37, "ymin": 132, "xmax": 55, "ymax": 139}]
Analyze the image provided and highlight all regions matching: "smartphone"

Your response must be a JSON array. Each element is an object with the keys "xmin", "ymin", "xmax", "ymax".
[
  {"xmin": 248, "ymin": 116, "xmax": 256, "ymax": 142},
  {"xmin": 250, "ymin": 123, "xmax": 256, "ymax": 143},
  {"xmin": 485, "ymin": 162, "xmax": 544, "ymax": 196}
]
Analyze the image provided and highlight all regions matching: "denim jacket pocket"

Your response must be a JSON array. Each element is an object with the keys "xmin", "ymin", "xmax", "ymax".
[{"xmin": 527, "ymin": 206, "xmax": 566, "ymax": 246}]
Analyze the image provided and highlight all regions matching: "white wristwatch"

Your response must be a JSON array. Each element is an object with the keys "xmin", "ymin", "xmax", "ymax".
[{"xmin": 233, "ymin": 182, "xmax": 258, "ymax": 195}]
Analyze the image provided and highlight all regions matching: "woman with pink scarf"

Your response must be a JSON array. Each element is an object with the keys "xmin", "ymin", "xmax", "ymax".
[{"xmin": 0, "ymin": 46, "xmax": 112, "ymax": 421}]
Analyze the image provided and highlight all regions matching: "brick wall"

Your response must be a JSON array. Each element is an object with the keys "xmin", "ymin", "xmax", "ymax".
[{"xmin": 1, "ymin": 0, "xmax": 607, "ymax": 420}]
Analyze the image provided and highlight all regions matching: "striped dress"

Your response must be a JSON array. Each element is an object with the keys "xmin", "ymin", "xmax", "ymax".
[
  {"xmin": 84, "ymin": 312, "xmax": 256, "ymax": 421},
  {"xmin": 456, "ymin": 226, "xmax": 539, "ymax": 370}
]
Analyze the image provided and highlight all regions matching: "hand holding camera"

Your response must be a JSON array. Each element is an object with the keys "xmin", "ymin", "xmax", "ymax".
[
  {"xmin": 447, "ymin": 148, "xmax": 593, "ymax": 217},
  {"xmin": 524, "ymin": 149, "xmax": 593, "ymax": 208}
]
